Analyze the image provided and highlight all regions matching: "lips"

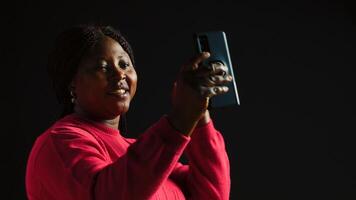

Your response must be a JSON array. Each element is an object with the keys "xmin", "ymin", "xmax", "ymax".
[
  {"xmin": 107, "ymin": 89, "xmax": 129, "ymax": 99},
  {"xmin": 107, "ymin": 82, "xmax": 130, "ymax": 97},
  {"xmin": 108, "ymin": 89, "xmax": 127, "ymax": 95}
]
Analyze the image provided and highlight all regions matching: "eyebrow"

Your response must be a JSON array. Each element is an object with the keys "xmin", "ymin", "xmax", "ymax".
[
  {"xmin": 97, "ymin": 56, "xmax": 120, "ymax": 62},
  {"xmin": 96, "ymin": 54, "xmax": 128, "ymax": 61}
]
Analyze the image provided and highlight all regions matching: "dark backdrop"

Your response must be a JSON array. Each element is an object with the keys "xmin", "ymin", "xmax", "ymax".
[{"xmin": 1, "ymin": 0, "xmax": 356, "ymax": 199}]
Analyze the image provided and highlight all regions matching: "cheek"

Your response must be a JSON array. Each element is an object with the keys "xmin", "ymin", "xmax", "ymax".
[
  {"xmin": 128, "ymin": 73, "xmax": 138, "ymax": 99},
  {"xmin": 76, "ymin": 75, "xmax": 107, "ymax": 101}
]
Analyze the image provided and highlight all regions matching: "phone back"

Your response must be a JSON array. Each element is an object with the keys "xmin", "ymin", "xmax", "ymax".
[{"xmin": 194, "ymin": 31, "xmax": 240, "ymax": 108}]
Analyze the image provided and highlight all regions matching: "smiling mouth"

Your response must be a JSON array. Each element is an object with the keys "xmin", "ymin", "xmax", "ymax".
[{"xmin": 107, "ymin": 89, "xmax": 129, "ymax": 98}]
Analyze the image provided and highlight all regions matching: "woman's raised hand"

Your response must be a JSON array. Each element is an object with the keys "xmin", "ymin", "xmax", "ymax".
[{"xmin": 168, "ymin": 52, "xmax": 232, "ymax": 136}]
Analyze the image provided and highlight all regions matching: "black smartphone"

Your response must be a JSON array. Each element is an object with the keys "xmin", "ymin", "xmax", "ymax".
[{"xmin": 194, "ymin": 31, "xmax": 240, "ymax": 108}]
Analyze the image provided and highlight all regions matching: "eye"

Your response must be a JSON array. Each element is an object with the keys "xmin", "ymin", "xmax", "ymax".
[
  {"xmin": 119, "ymin": 60, "xmax": 131, "ymax": 69},
  {"xmin": 97, "ymin": 60, "xmax": 114, "ymax": 73},
  {"xmin": 100, "ymin": 64, "xmax": 109, "ymax": 72}
]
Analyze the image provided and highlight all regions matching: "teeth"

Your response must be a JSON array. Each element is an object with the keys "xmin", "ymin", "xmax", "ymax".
[{"xmin": 117, "ymin": 89, "xmax": 126, "ymax": 95}]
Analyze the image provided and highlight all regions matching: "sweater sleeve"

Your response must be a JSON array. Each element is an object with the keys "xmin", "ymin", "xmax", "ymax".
[
  {"xmin": 170, "ymin": 120, "xmax": 231, "ymax": 200},
  {"xmin": 50, "ymin": 116, "xmax": 190, "ymax": 200}
]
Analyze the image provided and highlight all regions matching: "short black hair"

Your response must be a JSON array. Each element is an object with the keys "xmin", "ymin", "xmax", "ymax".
[{"xmin": 47, "ymin": 24, "xmax": 135, "ymax": 117}]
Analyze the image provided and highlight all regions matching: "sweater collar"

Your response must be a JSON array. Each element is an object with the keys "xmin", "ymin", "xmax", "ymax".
[{"xmin": 66, "ymin": 113, "xmax": 121, "ymax": 136}]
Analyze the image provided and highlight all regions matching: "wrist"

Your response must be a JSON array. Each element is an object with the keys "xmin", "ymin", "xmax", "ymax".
[
  {"xmin": 197, "ymin": 110, "xmax": 211, "ymax": 127},
  {"xmin": 167, "ymin": 109, "xmax": 200, "ymax": 137}
]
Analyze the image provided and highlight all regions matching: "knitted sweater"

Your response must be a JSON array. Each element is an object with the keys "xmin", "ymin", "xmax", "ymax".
[{"xmin": 26, "ymin": 113, "xmax": 230, "ymax": 200}]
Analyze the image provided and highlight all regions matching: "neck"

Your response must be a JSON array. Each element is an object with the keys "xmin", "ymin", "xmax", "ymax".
[{"xmin": 74, "ymin": 106, "xmax": 121, "ymax": 130}]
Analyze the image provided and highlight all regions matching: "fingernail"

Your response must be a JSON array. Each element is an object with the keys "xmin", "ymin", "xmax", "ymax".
[{"xmin": 224, "ymin": 86, "xmax": 229, "ymax": 92}]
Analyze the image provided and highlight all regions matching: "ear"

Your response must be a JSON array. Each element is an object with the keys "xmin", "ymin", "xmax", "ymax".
[
  {"xmin": 171, "ymin": 81, "xmax": 178, "ymax": 106},
  {"xmin": 70, "ymin": 74, "xmax": 78, "ymax": 88},
  {"xmin": 68, "ymin": 76, "xmax": 78, "ymax": 92}
]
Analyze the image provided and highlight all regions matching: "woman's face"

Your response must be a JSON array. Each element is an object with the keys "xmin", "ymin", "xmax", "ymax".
[{"xmin": 72, "ymin": 36, "xmax": 137, "ymax": 120}]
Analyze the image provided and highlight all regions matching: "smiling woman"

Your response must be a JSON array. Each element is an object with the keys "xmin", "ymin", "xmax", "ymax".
[
  {"xmin": 72, "ymin": 36, "xmax": 137, "ymax": 126},
  {"xmin": 25, "ymin": 24, "xmax": 232, "ymax": 200}
]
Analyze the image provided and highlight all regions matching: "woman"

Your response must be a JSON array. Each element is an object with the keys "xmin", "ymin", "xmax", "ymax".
[{"xmin": 26, "ymin": 25, "xmax": 232, "ymax": 200}]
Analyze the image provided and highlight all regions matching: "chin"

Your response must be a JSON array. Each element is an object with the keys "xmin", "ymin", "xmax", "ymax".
[
  {"xmin": 103, "ymin": 98, "xmax": 132, "ymax": 119},
  {"xmin": 112, "ymin": 102, "xmax": 130, "ymax": 116}
]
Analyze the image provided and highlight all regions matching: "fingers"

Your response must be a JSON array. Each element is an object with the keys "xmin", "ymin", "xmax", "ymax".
[
  {"xmin": 210, "ymin": 62, "xmax": 229, "ymax": 76},
  {"xmin": 182, "ymin": 52, "xmax": 210, "ymax": 72},
  {"xmin": 194, "ymin": 74, "xmax": 232, "ymax": 88},
  {"xmin": 180, "ymin": 54, "xmax": 233, "ymax": 99},
  {"xmin": 208, "ymin": 74, "xmax": 233, "ymax": 85},
  {"xmin": 195, "ymin": 61, "xmax": 232, "ymax": 87},
  {"xmin": 195, "ymin": 61, "xmax": 229, "ymax": 77},
  {"xmin": 199, "ymin": 85, "xmax": 229, "ymax": 98}
]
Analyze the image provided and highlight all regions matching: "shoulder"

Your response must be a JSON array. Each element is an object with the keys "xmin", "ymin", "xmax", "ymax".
[
  {"xmin": 49, "ymin": 114, "xmax": 97, "ymax": 138},
  {"xmin": 30, "ymin": 114, "xmax": 110, "ymax": 166},
  {"xmin": 28, "ymin": 114, "xmax": 101, "ymax": 157}
]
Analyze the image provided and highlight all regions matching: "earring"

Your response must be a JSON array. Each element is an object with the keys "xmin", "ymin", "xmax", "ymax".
[{"xmin": 70, "ymin": 87, "xmax": 76, "ymax": 104}]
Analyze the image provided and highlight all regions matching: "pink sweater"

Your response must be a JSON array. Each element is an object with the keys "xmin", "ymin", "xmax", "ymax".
[{"xmin": 26, "ymin": 114, "xmax": 230, "ymax": 200}]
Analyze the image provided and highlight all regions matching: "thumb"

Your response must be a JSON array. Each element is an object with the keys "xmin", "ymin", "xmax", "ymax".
[{"xmin": 181, "ymin": 52, "xmax": 210, "ymax": 72}]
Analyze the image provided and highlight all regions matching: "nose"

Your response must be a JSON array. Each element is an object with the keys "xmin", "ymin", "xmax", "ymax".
[
  {"xmin": 117, "ymin": 69, "xmax": 126, "ymax": 80},
  {"xmin": 111, "ymin": 65, "xmax": 126, "ymax": 81}
]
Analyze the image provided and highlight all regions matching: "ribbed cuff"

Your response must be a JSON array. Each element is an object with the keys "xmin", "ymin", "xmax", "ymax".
[{"xmin": 155, "ymin": 116, "xmax": 191, "ymax": 151}]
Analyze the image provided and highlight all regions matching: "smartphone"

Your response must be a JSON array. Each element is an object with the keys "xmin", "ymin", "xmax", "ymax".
[{"xmin": 194, "ymin": 31, "xmax": 240, "ymax": 108}]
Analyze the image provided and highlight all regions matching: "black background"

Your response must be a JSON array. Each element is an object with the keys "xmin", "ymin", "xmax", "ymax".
[{"xmin": 1, "ymin": 0, "xmax": 356, "ymax": 199}]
